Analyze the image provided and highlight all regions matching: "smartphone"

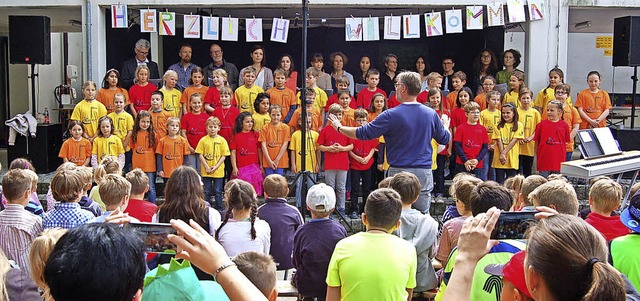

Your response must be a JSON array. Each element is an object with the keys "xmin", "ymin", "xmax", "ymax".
[
  {"xmin": 491, "ymin": 211, "xmax": 538, "ymax": 239},
  {"xmin": 129, "ymin": 222, "xmax": 177, "ymax": 254}
]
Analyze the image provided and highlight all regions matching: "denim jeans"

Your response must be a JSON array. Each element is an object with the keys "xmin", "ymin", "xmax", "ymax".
[
  {"xmin": 350, "ymin": 169, "xmax": 372, "ymax": 214},
  {"xmin": 484, "ymin": 151, "xmax": 496, "ymax": 181},
  {"xmin": 566, "ymin": 152, "xmax": 573, "ymax": 162},
  {"xmin": 295, "ymin": 173, "xmax": 317, "ymax": 208},
  {"xmin": 264, "ymin": 168, "xmax": 284, "ymax": 176},
  {"xmin": 185, "ymin": 154, "xmax": 199, "ymax": 171},
  {"xmin": 145, "ymin": 172, "xmax": 156, "ymax": 204},
  {"xmin": 388, "ymin": 167, "xmax": 433, "ymax": 214},
  {"xmin": 324, "ymin": 170, "xmax": 348, "ymax": 210},
  {"xmin": 203, "ymin": 177, "xmax": 224, "ymax": 209}
]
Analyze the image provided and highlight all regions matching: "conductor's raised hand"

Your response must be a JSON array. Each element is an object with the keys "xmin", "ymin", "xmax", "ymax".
[
  {"xmin": 327, "ymin": 113, "xmax": 342, "ymax": 130},
  {"xmin": 441, "ymin": 114, "xmax": 451, "ymax": 129}
]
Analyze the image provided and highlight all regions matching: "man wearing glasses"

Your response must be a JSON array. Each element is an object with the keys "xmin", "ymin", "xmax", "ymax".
[
  {"xmin": 120, "ymin": 39, "xmax": 160, "ymax": 89},
  {"xmin": 441, "ymin": 56, "xmax": 456, "ymax": 92},
  {"xmin": 203, "ymin": 44, "xmax": 239, "ymax": 90},
  {"xmin": 328, "ymin": 72, "xmax": 451, "ymax": 215}
]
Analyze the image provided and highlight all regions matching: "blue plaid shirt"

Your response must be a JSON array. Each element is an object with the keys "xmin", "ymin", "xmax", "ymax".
[{"xmin": 43, "ymin": 202, "xmax": 94, "ymax": 229}]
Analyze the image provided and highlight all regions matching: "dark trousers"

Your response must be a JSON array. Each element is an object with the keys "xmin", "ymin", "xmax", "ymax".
[
  {"xmin": 433, "ymin": 154, "xmax": 447, "ymax": 195},
  {"xmin": 495, "ymin": 168, "xmax": 517, "ymax": 184},
  {"xmin": 350, "ymin": 169, "xmax": 372, "ymax": 214},
  {"xmin": 519, "ymin": 155, "xmax": 534, "ymax": 177}
]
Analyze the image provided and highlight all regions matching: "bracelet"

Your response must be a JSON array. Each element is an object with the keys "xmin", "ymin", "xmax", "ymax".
[
  {"xmin": 213, "ymin": 262, "xmax": 236, "ymax": 282},
  {"xmin": 337, "ymin": 126, "xmax": 341, "ymax": 132}
]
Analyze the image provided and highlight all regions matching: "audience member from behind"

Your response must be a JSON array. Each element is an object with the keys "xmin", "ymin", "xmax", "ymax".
[
  {"xmin": 529, "ymin": 179, "xmax": 579, "ymax": 215},
  {"xmin": 216, "ymin": 179, "xmax": 271, "ymax": 257},
  {"xmin": 124, "ymin": 169, "xmax": 157, "ymax": 222},
  {"xmin": 29, "ymin": 228, "xmax": 67, "ymax": 301},
  {"xmin": 44, "ymin": 223, "xmax": 146, "ymax": 301},
  {"xmin": 436, "ymin": 181, "xmax": 524, "ymax": 301},
  {"xmin": 1, "ymin": 158, "xmax": 44, "ymax": 217},
  {"xmin": 45, "ymin": 166, "xmax": 96, "ymax": 229},
  {"xmin": 436, "ymin": 174, "xmax": 481, "ymax": 267},
  {"xmin": 155, "ymin": 166, "xmax": 221, "ymax": 235},
  {"xmin": 585, "ymin": 178, "xmax": 629, "ymax": 241},
  {"xmin": 484, "ymin": 251, "xmax": 533, "ymax": 301},
  {"xmin": 257, "ymin": 174, "xmax": 303, "ymax": 272},
  {"xmin": 326, "ymin": 188, "xmax": 417, "ymax": 300},
  {"xmin": 611, "ymin": 193, "xmax": 640, "ymax": 290},
  {"xmin": 233, "ymin": 251, "xmax": 278, "ymax": 300},
  {"xmin": 89, "ymin": 155, "xmax": 122, "ymax": 211},
  {"xmin": 45, "ymin": 162, "xmax": 78, "ymax": 212},
  {"xmin": 390, "ymin": 172, "xmax": 440, "ymax": 296},
  {"xmin": 0, "ymin": 169, "xmax": 43, "ymax": 272},
  {"xmin": 293, "ymin": 183, "xmax": 347, "ymax": 300},
  {"xmin": 0, "ymin": 248, "xmax": 39, "ymax": 300},
  {"xmin": 76, "ymin": 165, "xmax": 104, "ymax": 217},
  {"xmin": 516, "ymin": 175, "xmax": 547, "ymax": 211},
  {"xmin": 526, "ymin": 214, "xmax": 626, "ymax": 301},
  {"xmin": 91, "ymin": 174, "xmax": 133, "ymax": 223}
]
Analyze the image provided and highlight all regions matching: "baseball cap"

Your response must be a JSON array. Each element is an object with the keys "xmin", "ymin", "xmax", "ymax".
[
  {"xmin": 306, "ymin": 183, "xmax": 336, "ymax": 212},
  {"xmin": 620, "ymin": 194, "xmax": 640, "ymax": 233},
  {"xmin": 484, "ymin": 251, "xmax": 532, "ymax": 298}
]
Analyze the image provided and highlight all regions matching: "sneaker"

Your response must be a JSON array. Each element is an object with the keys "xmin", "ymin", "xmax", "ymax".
[{"xmin": 349, "ymin": 212, "xmax": 359, "ymax": 219}]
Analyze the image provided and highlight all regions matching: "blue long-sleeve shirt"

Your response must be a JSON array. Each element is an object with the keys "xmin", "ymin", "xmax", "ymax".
[{"xmin": 356, "ymin": 102, "xmax": 450, "ymax": 169}]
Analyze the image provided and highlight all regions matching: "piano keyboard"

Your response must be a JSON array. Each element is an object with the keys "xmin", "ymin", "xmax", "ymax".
[{"xmin": 560, "ymin": 151, "xmax": 640, "ymax": 178}]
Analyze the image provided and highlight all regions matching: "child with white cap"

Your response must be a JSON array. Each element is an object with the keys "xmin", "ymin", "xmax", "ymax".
[{"xmin": 292, "ymin": 183, "xmax": 347, "ymax": 300}]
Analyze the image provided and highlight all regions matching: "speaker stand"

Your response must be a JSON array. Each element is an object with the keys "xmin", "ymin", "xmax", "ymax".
[
  {"xmin": 632, "ymin": 66, "xmax": 637, "ymax": 129},
  {"xmin": 29, "ymin": 64, "xmax": 38, "ymax": 116}
]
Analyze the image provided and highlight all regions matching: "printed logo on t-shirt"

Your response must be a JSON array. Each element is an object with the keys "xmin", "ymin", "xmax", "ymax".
[{"xmin": 464, "ymin": 139, "xmax": 481, "ymax": 148}]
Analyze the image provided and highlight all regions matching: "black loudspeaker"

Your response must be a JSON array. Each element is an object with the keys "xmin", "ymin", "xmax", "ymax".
[
  {"xmin": 611, "ymin": 127, "xmax": 640, "ymax": 151},
  {"xmin": 613, "ymin": 16, "xmax": 640, "ymax": 67},
  {"xmin": 8, "ymin": 124, "xmax": 63, "ymax": 173},
  {"xmin": 9, "ymin": 15, "xmax": 51, "ymax": 65}
]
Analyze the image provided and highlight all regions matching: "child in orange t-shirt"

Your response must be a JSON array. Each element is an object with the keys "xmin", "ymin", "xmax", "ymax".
[
  {"xmin": 337, "ymin": 90, "xmax": 356, "ymax": 127},
  {"xmin": 444, "ymin": 71, "xmax": 467, "ymax": 111},
  {"xmin": 575, "ymin": 71, "xmax": 612, "ymax": 129},
  {"xmin": 367, "ymin": 93, "xmax": 387, "ymax": 121},
  {"xmin": 130, "ymin": 111, "xmax": 157, "ymax": 203},
  {"xmin": 156, "ymin": 117, "xmax": 190, "ymax": 179},
  {"xmin": 97, "ymin": 68, "xmax": 129, "ymax": 114},
  {"xmin": 259, "ymin": 105, "xmax": 291, "ymax": 176},
  {"xmin": 473, "ymin": 75, "xmax": 497, "ymax": 111},
  {"xmin": 267, "ymin": 68, "xmax": 298, "ymax": 123},
  {"xmin": 149, "ymin": 91, "xmax": 173, "ymax": 141},
  {"xmin": 59, "ymin": 120, "xmax": 92, "ymax": 166},
  {"xmin": 289, "ymin": 88, "xmax": 322, "ymax": 132},
  {"xmin": 555, "ymin": 84, "xmax": 581, "ymax": 161},
  {"xmin": 180, "ymin": 67, "xmax": 209, "ymax": 115}
]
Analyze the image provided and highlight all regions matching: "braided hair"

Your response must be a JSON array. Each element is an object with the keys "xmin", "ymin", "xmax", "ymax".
[{"xmin": 216, "ymin": 179, "xmax": 258, "ymax": 240}]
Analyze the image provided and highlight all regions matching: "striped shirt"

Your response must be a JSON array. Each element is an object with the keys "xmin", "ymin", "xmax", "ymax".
[
  {"xmin": 0, "ymin": 204, "xmax": 43, "ymax": 271},
  {"xmin": 43, "ymin": 202, "xmax": 94, "ymax": 230}
]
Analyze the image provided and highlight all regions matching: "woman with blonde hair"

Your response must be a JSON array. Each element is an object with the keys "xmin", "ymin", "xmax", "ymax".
[{"xmin": 29, "ymin": 228, "xmax": 67, "ymax": 301}]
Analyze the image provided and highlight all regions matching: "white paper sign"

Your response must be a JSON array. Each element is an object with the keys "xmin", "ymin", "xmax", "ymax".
[
  {"xmin": 221, "ymin": 18, "xmax": 239, "ymax": 41},
  {"xmin": 384, "ymin": 16, "xmax": 401, "ymax": 40},
  {"xmin": 487, "ymin": 3, "xmax": 506, "ymax": 27},
  {"xmin": 508, "ymin": 0, "xmax": 527, "ymax": 23},
  {"xmin": 270, "ymin": 18, "xmax": 290, "ymax": 43},
  {"xmin": 111, "ymin": 5, "xmax": 128, "ymax": 28},
  {"xmin": 159, "ymin": 12, "xmax": 175, "ymax": 36},
  {"xmin": 202, "ymin": 17, "xmax": 219, "ymax": 40},
  {"xmin": 345, "ymin": 18, "xmax": 363, "ymax": 41},
  {"xmin": 424, "ymin": 12, "xmax": 443, "ymax": 37},
  {"xmin": 445, "ymin": 10, "xmax": 463, "ymax": 34},
  {"xmin": 403, "ymin": 15, "xmax": 420, "ymax": 39},
  {"xmin": 466, "ymin": 6, "xmax": 484, "ymax": 30},
  {"xmin": 140, "ymin": 9, "xmax": 156, "ymax": 32},
  {"xmin": 246, "ymin": 18, "xmax": 263, "ymax": 42},
  {"xmin": 528, "ymin": 0, "xmax": 546, "ymax": 21},
  {"xmin": 362, "ymin": 17, "xmax": 380, "ymax": 41},
  {"xmin": 183, "ymin": 15, "xmax": 200, "ymax": 38}
]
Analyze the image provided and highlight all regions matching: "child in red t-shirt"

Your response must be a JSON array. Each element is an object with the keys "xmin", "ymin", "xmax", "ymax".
[
  {"xmin": 428, "ymin": 88, "xmax": 451, "ymax": 197},
  {"xmin": 534, "ymin": 100, "xmax": 570, "ymax": 177},
  {"xmin": 128, "ymin": 65, "xmax": 157, "ymax": 119},
  {"xmin": 326, "ymin": 75, "xmax": 357, "ymax": 113},
  {"xmin": 585, "ymin": 178, "xmax": 631, "ymax": 241},
  {"xmin": 123, "ymin": 169, "xmax": 157, "ymax": 222},
  {"xmin": 181, "ymin": 93, "xmax": 209, "ymax": 170},
  {"xmin": 230, "ymin": 111, "xmax": 263, "ymax": 195},
  {"xmin": 319, "ymin": 104, "xmax": 353, "ymax": 213},
  {"xmin": 204, "ymin": 69, "xmax": 237, "ymax": 113},
  {"xmin": 212, "ymin": 86, "xmax": 240, "ymax": 180},
  {"xmin": 450, "ymin": 87, "xmax": 474, "ymax": 178},
  {"xmin": 348, "ymin": 109, "xmax": 378, "ymax": 218},
  {"xmin": 453, "ymin": 102, "xmax": 488, "ymax": 180},
  {"xmin": 356, "ymin": 69, "xmax": 386, "ymax": 109}
]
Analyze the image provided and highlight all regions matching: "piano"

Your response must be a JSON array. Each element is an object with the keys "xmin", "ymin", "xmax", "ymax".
[
  {"xmin": 561, "ymin": 150, "xmax": 640, "ymax": 178},
  {"xmin": 561, "ymin": 150, "xmax": 640, "ymax": 208}
]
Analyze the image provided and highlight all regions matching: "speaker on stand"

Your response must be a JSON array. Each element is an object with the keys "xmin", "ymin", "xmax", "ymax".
[{"xmin": 613, "ymin": 16, "xmax": 640, "ymax": 129}]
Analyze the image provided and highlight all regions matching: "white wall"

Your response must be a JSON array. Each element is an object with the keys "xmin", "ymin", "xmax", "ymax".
[{"xmin": 567, "ymin": 32, "xmax": 635, "ymax": 97}]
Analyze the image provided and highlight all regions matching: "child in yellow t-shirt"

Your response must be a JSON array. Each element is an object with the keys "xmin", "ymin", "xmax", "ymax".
[
  {"xmin": 235, "ymin": 67, "xmax": 265, "ymax": 114},
  {"xmin": 516, "ymin": 88, "xmax": 540, "ymax": 177},
  {"xmin": 160, "ymin": 70, "xmax": 183, "ymax": 118},
  {"xmin": 289, "ymin": 116, "xmax": 320, "ymax": 207},
  {"xmin": 92, "ymin": 116, "xmax": 125, "ymax": 169},
  {"xmin": 195, "ymin": 116, "xmax": 230, "ymax": 209},
  {"xmin": 492, "ymin": 103, "xmax": 524, "ymax": 184}
]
